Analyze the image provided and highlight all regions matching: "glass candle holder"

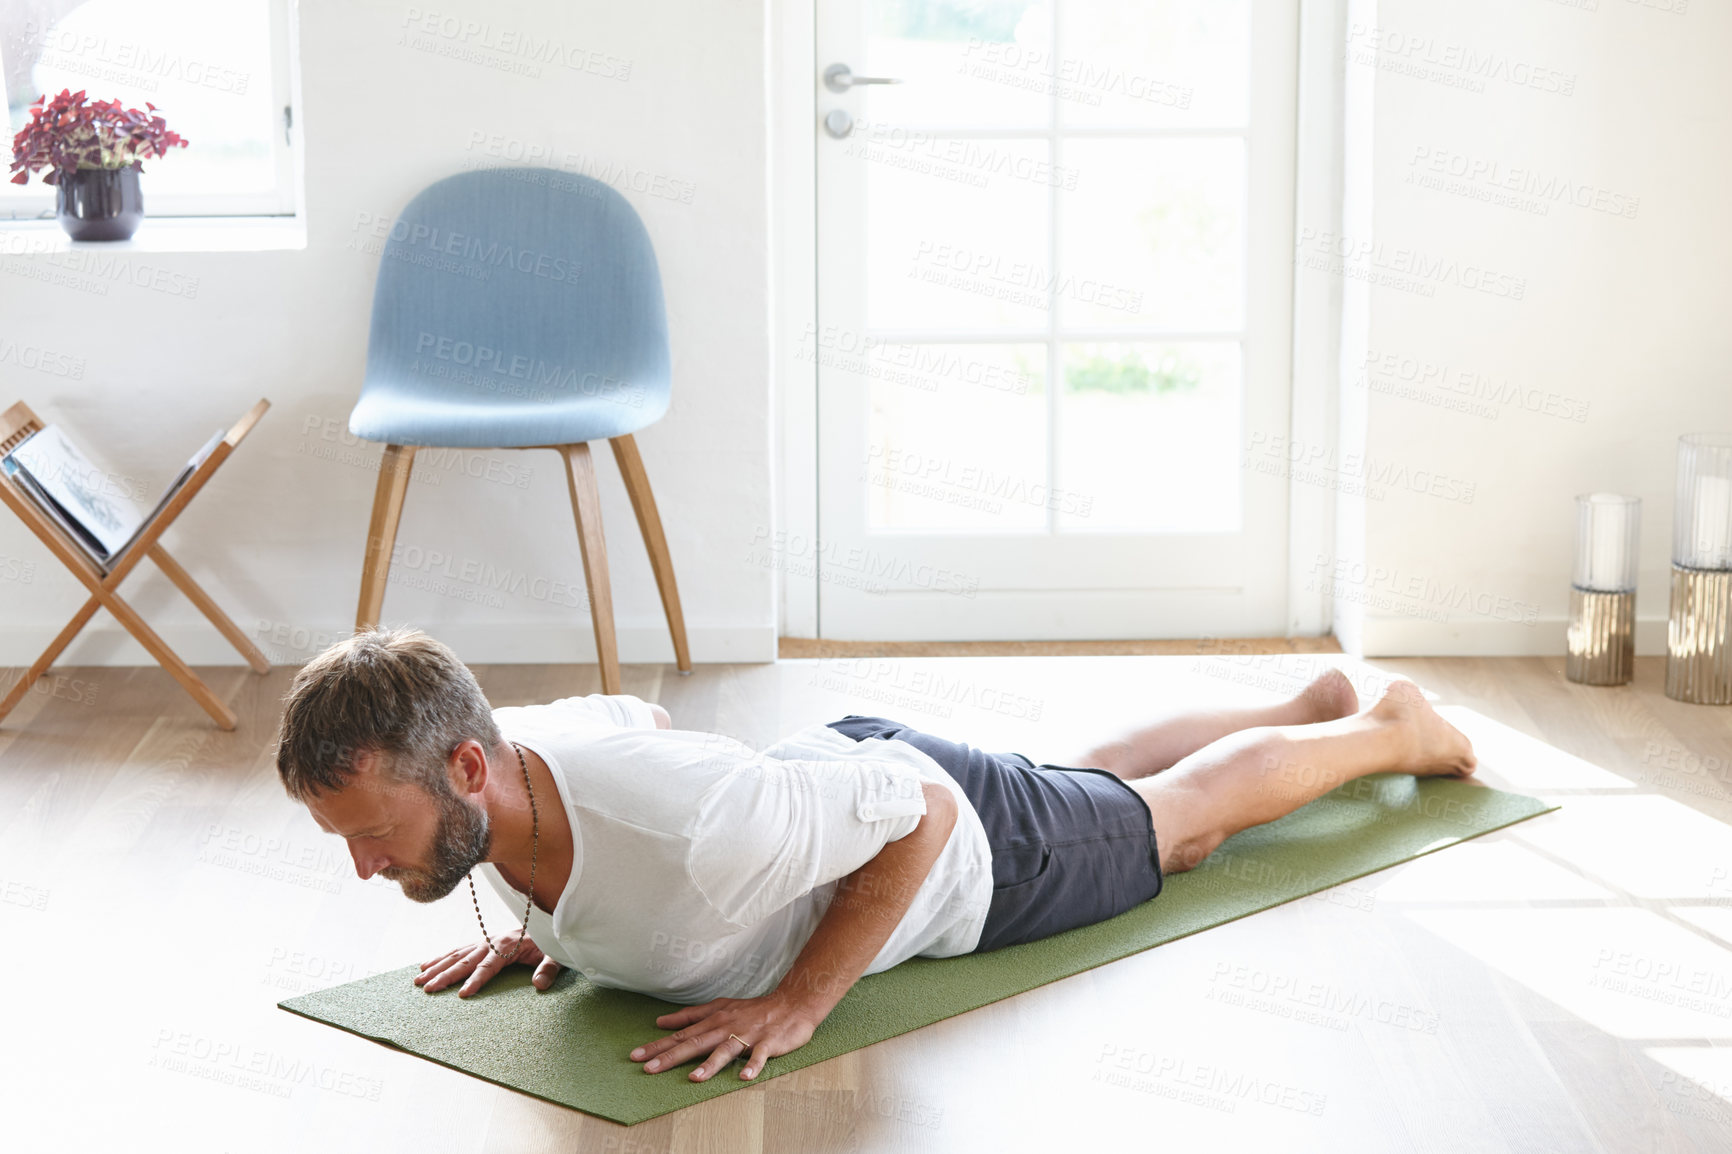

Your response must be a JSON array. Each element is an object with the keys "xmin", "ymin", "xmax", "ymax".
[
  {"xmin": 1567, "ymin": 494, "xmax": 1638, "ymax": 685},
  {"xmin": 1667, "ymin": 433, "xmax": 1732, "ymax": 703}
]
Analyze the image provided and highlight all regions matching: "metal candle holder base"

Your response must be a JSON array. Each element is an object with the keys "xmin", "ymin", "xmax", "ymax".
[
  {"xmin": 1567, "ymin": 588, "xmax": 1635, "ymax": 686},
  {"xmin": 1666, "ymin": 565, "xmax": 1732, "ymax": 704}
]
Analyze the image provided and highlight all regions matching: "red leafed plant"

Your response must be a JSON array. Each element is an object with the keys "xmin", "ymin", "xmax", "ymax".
[{"xmin": 8, "ymin": 88, "xmax": 188, "ymax": 186}]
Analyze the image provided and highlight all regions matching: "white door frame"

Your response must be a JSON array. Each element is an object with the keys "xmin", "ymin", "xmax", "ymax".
[
  {"xmin": 770, "ymin": 0, "xmax": 1346, "ymax": 643},
  {"xmin": 1288, "ymin": 0, "xmax": 1350, "ymax": 637},
  {"xmin": 770, "ymin": 0, "xmax": 821, "ymax": 638}
]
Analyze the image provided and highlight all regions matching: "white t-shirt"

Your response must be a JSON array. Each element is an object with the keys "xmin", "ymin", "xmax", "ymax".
[{"xmin": 478, "ymin": 695, "xmax": 993, "ymax": 1003}]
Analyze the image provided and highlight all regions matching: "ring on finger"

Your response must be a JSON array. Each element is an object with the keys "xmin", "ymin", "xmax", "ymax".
[{"xmin": 728, "ymin": 1033, "xmax": 750, "ymax": 1052}]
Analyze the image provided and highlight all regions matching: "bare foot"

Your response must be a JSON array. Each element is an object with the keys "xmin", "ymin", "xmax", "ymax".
[
  {"xmin": 1295, "ymin": 667, "xmax": 1359, "ymax": 724},
  {"xmin": 1369, "ymin": 680, "xmax": 1478, "ymax": 777}
]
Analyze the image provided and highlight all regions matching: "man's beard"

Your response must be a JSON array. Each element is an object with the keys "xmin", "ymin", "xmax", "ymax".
[{"xmin": 382, "ymin": 787, "xmax": 491, "ymax": 903}]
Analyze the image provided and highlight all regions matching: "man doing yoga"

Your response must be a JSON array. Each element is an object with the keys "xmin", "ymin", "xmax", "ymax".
[{"xmin": 276, "ymin": 629, "xmax": 1476, "ymax": 1083}]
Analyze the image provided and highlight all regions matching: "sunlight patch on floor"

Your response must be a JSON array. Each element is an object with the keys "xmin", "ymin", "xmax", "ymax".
[
  {"xmin": 1371, "ymin": 839, "xmax": 1612, "ymax": 904},
  {"xmin": 1672, "ymin": 906, "xmax": 1732, "ymax": 951},
  {"xmin": 1405, "ymin": 907, "xmax": 1732, "ymax": 1040},
  {"xmin": 1511, "ymin": 794, "xmax": 1732, "ymax": 900},
  {"xmin": 1643, "ymin": 1046, "xmax": 1732, "ymax": 1124}
]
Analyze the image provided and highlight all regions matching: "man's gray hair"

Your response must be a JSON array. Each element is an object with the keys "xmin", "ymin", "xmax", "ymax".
[{"xmin": 275, "ymin": 627, "xmax": 501, "ymax": 802}]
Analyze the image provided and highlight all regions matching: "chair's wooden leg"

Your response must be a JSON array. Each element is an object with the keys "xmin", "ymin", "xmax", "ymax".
[
  {"xmin": 101, "ymin": 590, "xmax": 238, "ymax": 730},
  {"xmin": 148, "ymin": 545, "xmax": 270, "ymax": 673},
  {"xmin": 356, "ymin": 444, "xmax": 417, "ymax": 632},
  {"xmin": 561, "ymin": 443, "xmax": 620, "ymax": 695},
  {"xmin": 0, "ymin": 597, "xmax": 101, "ymax": 724},
  {"xmin": 609, "ymin": 435, "xmax": 692, "ymax": 674}
]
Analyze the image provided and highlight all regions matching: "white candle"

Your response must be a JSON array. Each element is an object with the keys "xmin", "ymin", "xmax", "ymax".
[
  {"xmin": 1692, "ymin": 474, "xmax": 1732, "ymax": 569},
  {"xmin": 1584, "ymin": 493, "xmax": 1633, "ymax": 591}
]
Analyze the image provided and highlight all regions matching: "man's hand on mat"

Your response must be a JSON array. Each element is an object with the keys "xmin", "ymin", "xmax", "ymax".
[
  {"xmin": 414, "ymin": 930, "xmax": 562, "ymax": 997},
  {"xmin": 629, "ymin": 991, "xmax": 820, "ymax": 1082}
]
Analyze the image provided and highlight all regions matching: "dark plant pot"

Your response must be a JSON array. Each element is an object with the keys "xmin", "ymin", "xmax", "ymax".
[{"xmin": 55, "ymin": 165, "xmax": 144, "ymax": 241}]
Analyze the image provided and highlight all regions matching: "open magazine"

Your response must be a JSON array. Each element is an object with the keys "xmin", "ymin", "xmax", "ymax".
[{"xmin": 1, "ymin": 423, "xmax": 225, "ymax": 574}]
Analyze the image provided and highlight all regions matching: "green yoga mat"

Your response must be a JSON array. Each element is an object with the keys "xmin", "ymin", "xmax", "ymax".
[{"xmin": 280, "ymin": 774, "xmax": 1554, "ymax": 1125}]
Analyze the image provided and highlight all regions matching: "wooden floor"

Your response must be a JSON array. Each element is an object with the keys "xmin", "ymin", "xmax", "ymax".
[
  {"xmin": 3, "ymin": 652, "xmax": 1731, "ymax": 1152},
  {"xmin": 775, "ymin": 636, "xmax": 1343, "ymax": 659}
]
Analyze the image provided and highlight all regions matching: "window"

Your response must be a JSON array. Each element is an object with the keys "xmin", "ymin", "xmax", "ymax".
[
  {"xmin": 850, "ymin": 0, "xmax": 1256, "ymax": 533},
  {"xmin": 0, "ymin": 0, "xmax": 297, "ymax": 219}
]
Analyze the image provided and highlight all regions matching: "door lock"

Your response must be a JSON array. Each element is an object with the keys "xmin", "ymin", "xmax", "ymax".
[{"xmin": 823, "ymin": 108, "xmax": 854, "ymax": 139}]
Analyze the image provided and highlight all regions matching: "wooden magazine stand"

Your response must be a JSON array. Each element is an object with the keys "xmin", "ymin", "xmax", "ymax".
[{"xmin": 0, "ymin": 399, "xmax": 272, "ymax": 730}]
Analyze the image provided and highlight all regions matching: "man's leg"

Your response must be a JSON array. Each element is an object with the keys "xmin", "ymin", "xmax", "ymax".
[
  {"xmin": 1128, "ymin": 680, "xmax": 1477, "ymax": 874},
  {"xmin": 1074, "ymin": 667, "xmax": 1361, "ymax": 780}
]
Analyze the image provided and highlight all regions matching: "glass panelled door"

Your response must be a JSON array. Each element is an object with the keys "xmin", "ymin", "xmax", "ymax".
[{"xmin": 814, "ymin": 0, "xmax": 1297, "ymax": 639}]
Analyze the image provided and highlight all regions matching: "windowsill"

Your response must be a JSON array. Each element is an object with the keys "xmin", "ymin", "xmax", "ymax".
[{"xmin": 0, "ymin": 215, "xmax": 306, "ymax": 254}]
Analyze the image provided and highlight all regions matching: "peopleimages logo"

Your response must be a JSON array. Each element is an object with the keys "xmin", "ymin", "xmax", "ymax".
[
  {"xmin": 1344, "ymin": 23, "xmax": 1577, "ymax": 96},
  {"xmin": 399, "ymin": 7, "xmax": 633, "ymax": 81},
  {"xmin": 957, "ymin": 39, "xmax": 1194, "ymax": 110},
  {"xmin": 0, "ymin": 335, "xmax": 84, "ymax": 379},
  {"xmin": 21, "ymin": 19, "xmax": 252, "ymax": 94},
  {"xmin": 1406, "ymin": 146, "xmax": 1641, "ymax": 220},
  {"xmin": 350, "ymin": 211, "xmax": 581, "ymax": 284},
  {"xmin": 910, "ymin": 240, "xmax": 1144, "ymax": 313},
  {"xmin": 411, "ymin": 331, "xmax": 646, "ymax": 407},
  {"xmin": 1295, "ymin": 228, "xmax": 1526, "ymax": 301}
]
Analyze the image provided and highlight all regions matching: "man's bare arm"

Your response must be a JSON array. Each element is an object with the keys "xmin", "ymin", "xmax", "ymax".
[
  {"xmin": 629, "ymin": 780, "xmax": 959, "ymax": 1081},
  {"xmin": 774, "ymin": 781, "xmax": 958, "ymax": 1017}
]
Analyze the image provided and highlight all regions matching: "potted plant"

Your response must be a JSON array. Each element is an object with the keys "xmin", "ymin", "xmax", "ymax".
[{"xmin": 8, "ymin": 88, "xmax": 189, "ymax": 242}]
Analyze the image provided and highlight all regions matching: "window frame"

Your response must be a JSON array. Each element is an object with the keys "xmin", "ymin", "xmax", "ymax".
[{"xmin": 0, "ymin": 0, "xmax": 300, "ymax": 221}]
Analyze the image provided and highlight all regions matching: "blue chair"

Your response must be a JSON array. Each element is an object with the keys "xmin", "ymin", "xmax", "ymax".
[{"xmin": 348, "ymin": 168, "xmax": 691, "ymax": 690}]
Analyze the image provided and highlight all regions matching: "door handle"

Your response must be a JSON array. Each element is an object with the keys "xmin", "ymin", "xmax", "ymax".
[{"xmin": 824, "ymin": 62, "xmax": 902, "ymax": 93}]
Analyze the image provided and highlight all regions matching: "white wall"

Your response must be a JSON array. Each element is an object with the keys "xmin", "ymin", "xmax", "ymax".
[
  {"xmin": 1334, "ymin": 0, "xmax": 1728, "ymax": 656},
  {"xmin": 6, "ymin": 0, "xmax": 1724, "ymax": 668},
  {"xmin": 0, "ymin": 0, "xmax": 777, "ymax": 668}
]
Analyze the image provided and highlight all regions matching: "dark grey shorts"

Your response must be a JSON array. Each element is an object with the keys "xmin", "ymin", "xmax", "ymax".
[{"xmin": 826, "ymin": 715, "xmax": 1165, "ymax": 952}]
